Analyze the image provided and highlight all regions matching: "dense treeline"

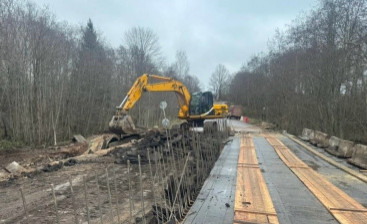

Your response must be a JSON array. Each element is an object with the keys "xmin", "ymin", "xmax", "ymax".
[
  {"xmin": 0, "ymin": 0, "xmax": 200, "ymax": 146},
  {"xmin": 230, "ymin": 0, "xmax": 367, "ymax": 143}
]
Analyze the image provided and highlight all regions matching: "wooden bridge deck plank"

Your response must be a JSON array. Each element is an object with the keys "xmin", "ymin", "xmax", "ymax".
[{"xmin": 265, "ymin": 135, "xmax": 367, "ymax": 224}]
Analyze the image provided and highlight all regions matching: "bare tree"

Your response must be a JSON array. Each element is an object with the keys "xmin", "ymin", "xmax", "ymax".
[
  {"xmin": 168, "ymin": 50, "xmax": 201, "ymax": 92},
  {"xmin": 124, "ymin": 27, "xmax": 161, "ymax": 77},
  {"xmin": 173, "ymin": 50, "xmax": 190, "ymax": 79},
  {"xmin": 210, "ymin": 64, "xmax": 231, "ymax": 100}
]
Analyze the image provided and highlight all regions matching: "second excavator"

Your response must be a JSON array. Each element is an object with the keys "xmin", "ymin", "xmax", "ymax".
[{"xmin": 109, "ymin": 74, "xmax": 228, "ymax": 135}]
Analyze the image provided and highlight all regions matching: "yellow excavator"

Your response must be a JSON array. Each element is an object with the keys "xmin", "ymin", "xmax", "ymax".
[{"xmin": 109, "ymin": 74, "xmax": 228, "ymax": 135}]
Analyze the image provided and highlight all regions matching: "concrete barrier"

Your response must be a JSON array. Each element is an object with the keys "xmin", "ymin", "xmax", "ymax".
[
  {"xmin": 348, "ymin": 144, "xmax": 367, "ymax": 169},
  {"xmin": 326, "ymin": 138, "xmax": 354, "ymax": 158},
  {"xmin": 338, "ymin": 139, "xmax": 355, "ymax": 158},
  {"xmin": 300, "ymin": 128, "xmax": 313, "ymax": 141},
  {"xmin": 328, "ymin": 136, "xmax": 340, "ymax": 151},
  {"xmin": 312, "ymin": 131, "xmax": 329, "ymax": 148}
]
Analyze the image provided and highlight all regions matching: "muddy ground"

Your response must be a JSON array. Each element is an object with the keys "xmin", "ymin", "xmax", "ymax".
[
  {"xmin": 0, "ymin": 142, "xmax": 88, "ymax": 172},
  {"xmin": 0, "ymin": 127, "xmax": 225, "ymax": 224},
  {"xmin": 0, "ymin": 159, "xmax": 156, "ymax": 223},
  {"xmin": 0, "ymin": 131, "xmax": 162, "ymax": 224}
]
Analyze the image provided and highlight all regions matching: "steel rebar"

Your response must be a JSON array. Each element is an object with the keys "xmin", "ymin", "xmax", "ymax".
[
  {"xmin": 83, "ymin": 177, "xmax": 91, "ymax": 224},
  {"xmin": 138, "ymin": 155, "xmax": 146, "ymax": 224},
  {"xmin": 51, "ymin": 183, "xmax": 60, "ymax": 224},
  {"xmin": 19, "ymin": 187, "xmax": 29, "ymax": 222}
]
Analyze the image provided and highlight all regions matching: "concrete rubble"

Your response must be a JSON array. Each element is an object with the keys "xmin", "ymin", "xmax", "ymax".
[
  {"xmin": 72, "ymin": 134, "xmax": 87, "ymax": 143},
  {"xmin": 0, "ymin": 169, "xmax": 10, "ymax": 181},
  {"xmin": 5, "ymin": 161, "xmax": 26, "ymax": 176},
  {"xmin": 85, "ymin": 134, "xmax": 112, "ymax": 154}
]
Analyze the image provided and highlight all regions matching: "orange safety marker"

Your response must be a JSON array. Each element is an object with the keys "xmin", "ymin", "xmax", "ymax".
[
  {"xmin": 234, "ymin": 135, "xmax": 279, "ymax": 224},
  {"xmin": 265, "ymin": 134, "xmax": 367, "ymax": 224}
]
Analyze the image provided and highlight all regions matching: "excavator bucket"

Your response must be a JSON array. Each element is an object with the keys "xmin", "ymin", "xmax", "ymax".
[{"xmin": 109, "ymin": 115, "xmax": 136, "ymax": 135}]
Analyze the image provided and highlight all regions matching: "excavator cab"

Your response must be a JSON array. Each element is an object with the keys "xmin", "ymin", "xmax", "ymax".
[{"xmin": 189, "ymin": 91, "xmax": 214, "ymax": 116}]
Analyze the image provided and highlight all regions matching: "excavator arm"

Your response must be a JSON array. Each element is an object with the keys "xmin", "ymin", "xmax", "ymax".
[{"xmin": 117, "ymin": 74, "xmax": 191, "ymax": 118}]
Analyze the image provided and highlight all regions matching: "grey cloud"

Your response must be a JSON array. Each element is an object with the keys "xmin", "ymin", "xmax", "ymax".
[{"xmin": 34, "ymin": 0, "xmax": 317, "ymax": 86}]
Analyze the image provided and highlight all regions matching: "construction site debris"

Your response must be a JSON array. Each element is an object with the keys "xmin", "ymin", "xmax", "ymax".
[
  {"xmin": 41, "ymin": 161, "xmax": 63, "ymax": 172},
  {"xmin": 0, "ymin": 121, "xmax": 229, "ymax": 224},
  {"xmin": 5, "ymin": 161, "xmax": 26, "ymax": 176},
  {"xmin": 86, "ymin": 135, "xmax": 106, "ymax": 154},
  {"xmin": 84, "ymin": 133, "xmax": 121, "ymax": 154},
  {"xmin": 348, "ymin": 144, "xmax": 367, "ymax": 169},
  {"xmin": 0, "ymin": 169, "xmax": 9, "ymax": 181},
  {"xmin": 261, "ymin": 122, "xmax": 276, "ymax": 130},
  {"xmin": 110, "ymin": 128, "xmax": 181, "ymax": 164},
  {"xmin": 72, "ymin": 134, "xmax": 87, "ymax": 143},
  {"xmin": 0, "ymin": 141, "xmax": 97, "ymax": 182}
]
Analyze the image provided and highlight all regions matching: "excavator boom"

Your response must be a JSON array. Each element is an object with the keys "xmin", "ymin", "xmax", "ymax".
[{"xmin": 117, "ymin": 74, "xmax": 191, "ymax": 118}]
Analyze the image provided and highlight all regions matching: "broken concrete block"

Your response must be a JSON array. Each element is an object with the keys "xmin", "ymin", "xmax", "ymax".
[
  {"xmin": 348, "ymin": 144, "xmax": 367, "ymax": 169},
  {"xmin": 86, "ymin": 135, "xmax": 106, "ymax": 154},
  {"xmin": 313, "ymin": 131, "xmax": 329, "ymax": 148},
  {"xmin": 86, "ymin": 134, "xmax": 118, "ymax": 154},
  {"xmin": 300, "ymin": 128, "xmax": 313, "ymax": 141},
  {"xmin": 5, "ymin": 161, "xmax": 26, "ymax": 176},
  {"xmin": 72, "ymin": 134, "xmax": 87, "ymax": 143}
]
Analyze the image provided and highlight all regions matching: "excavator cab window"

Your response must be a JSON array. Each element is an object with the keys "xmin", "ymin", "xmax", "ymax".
[{"xmin": 189, "ymin": 91, "xmax": 214, "ymax": 115}]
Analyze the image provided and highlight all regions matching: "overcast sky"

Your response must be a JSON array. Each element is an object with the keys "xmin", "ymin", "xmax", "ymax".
[{"xmin": 34, "ymin": 0, "xmax": 318, "ymax": 87}]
